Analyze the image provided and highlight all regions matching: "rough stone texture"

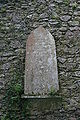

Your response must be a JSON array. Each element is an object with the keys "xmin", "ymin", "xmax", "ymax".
[
  {"xmin": 60, "ymin": 15, "xmax": 71, "ymax": 22},
  {"xmin": 0, "ymin": 0, "xmax": 80, "ymax": 119},
  {"xmin": 24, "ymin": 26, "xmax": 59, "ymax": 96}
]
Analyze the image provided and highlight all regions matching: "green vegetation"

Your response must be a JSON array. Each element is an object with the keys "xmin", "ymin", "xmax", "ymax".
[
  {"xmin": 49, "ymin": 86, "xmax": 56, "ymax": 96},
  {"xmin": 72, "ymin": 2, "xmax": 77, "ymax": 10},
  {"xmin": 1, "ymin": 7, "xmax": 6, "ymax": 13},
  {"xmin": 2, "ymin": 64, "xmax": 31, "ymax": 120},
  {"xmin": 63, "ymin": 0, "xmax": 70, "ymax": 5}
]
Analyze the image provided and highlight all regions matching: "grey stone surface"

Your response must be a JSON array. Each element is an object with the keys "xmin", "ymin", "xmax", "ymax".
[
  {"xmin": 1, "ymin": 0, "xmax": 80, "ymax": 119},
  {"xmin": 24, "ymin": 26, "xmax": 59, "ymax": 96},
  {"xmin": 60, "ymin": 15, "xmax": 71, "ymax": 22},
  {"xmin": 55, "ymin": 0, "xmax": 63, "ymax": 3},
  {"xmin": 68, "ymin": 21, "xmax": 79, "ymax": 26}
]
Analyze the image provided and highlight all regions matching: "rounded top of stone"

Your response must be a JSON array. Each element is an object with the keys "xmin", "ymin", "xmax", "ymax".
[{"xmin": 34, "ymin": 25, "xmax": 46, "ymax": 33}]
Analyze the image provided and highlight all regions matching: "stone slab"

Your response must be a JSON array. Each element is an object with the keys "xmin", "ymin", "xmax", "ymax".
[{"xmin": 24, "ymin": 26, "xmax": 59, "ymax": 96}]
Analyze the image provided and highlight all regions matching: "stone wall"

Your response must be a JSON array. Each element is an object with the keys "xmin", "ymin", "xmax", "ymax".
[{"xmin": 0, "ymin": 0, "xmax": 80, "ymax": 119}]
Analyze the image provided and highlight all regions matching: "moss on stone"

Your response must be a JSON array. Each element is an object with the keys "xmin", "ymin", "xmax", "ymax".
[{"xmin": 72, "ymin": 2, "xmax": 78, "ymax": 10}]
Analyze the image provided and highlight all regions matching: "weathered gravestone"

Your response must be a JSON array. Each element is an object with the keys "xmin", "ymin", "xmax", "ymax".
[{"xmin": 22, "ymin": 26, "xmax": 59, "ymax": 98}]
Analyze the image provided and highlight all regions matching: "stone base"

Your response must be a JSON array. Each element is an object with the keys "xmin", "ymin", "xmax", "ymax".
[{"xmin": 21, "ymin": 94, "xmax": 62, "ymax": 115}]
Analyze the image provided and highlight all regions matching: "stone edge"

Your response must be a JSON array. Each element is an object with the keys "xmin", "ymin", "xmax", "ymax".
[{"xmin": 21, "ymin": 94, "xmax": 62, "ymax": 99}]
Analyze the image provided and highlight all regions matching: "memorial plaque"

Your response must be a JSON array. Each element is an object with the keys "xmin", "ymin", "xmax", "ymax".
[{"xmin": 24, "ymin": 26, "xmax": 59, "ymax": 97}]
